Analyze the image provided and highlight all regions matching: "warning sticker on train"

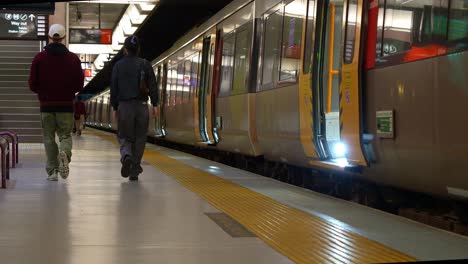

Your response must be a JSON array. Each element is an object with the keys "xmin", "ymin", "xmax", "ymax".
[{"xmin": 376, "ymin": 110, "xmax": 394, "ymax": 138}]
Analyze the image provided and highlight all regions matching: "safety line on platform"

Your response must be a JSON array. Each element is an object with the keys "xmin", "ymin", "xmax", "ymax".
[{"xmin": 91, "ymin": 129, "xmax": 418, "ymax": 264}]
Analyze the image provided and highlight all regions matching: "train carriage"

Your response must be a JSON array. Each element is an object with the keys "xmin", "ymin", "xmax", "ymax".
[{"xmin": 86, "ymin": 0, "xmax": 468, "ymax": 207}]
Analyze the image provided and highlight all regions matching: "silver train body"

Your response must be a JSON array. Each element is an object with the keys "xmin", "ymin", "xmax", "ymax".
[{"xmin": 86, "ymin": 0, "xmax": 468, "ymax": 200}]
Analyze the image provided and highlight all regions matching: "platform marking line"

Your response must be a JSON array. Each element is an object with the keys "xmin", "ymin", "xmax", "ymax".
[{"xmin": 92, "ymin": 130, "xmax": 417, "ymax": 264}]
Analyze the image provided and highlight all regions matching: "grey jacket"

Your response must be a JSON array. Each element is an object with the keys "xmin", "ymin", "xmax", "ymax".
[{"xmin": 110, "ymin": 55, "xmax": 158, "ymax": 111}]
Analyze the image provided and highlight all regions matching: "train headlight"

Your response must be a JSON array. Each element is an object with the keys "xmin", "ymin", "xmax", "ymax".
[{"xmin": 333, "ymin": 142, "xmax": 346, "ymax": 158}]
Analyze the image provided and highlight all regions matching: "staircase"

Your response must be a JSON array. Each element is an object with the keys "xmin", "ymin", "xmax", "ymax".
[{"xmin": 0, "ymin": 40, "xmax": 42, "ymax": 143}]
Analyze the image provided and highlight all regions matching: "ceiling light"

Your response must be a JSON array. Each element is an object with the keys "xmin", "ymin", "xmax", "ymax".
[{"xmin": 75, "ymin": 0, "xmax": 158, "ymax": 4}]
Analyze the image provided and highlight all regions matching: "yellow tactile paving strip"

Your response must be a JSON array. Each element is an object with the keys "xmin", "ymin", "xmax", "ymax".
[{"xmin": 93, "ymin": 131, "xmax": 417, "ymax": 263}]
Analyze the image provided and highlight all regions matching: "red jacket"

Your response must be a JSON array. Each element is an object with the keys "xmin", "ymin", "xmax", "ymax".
[{"xmin": 29, "ymin": 43, "xmax": 84, "ymax": 112}]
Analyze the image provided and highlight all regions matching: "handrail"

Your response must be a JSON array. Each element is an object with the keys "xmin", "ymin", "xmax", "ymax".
[
  {"xmin": 327, "ymin": 3, "xmax": 340, "ymax": 114},
  {"xmin": 0, "ymin": 137, "xmax": 10, "ymax": 189},
  {"xmin": 0, "ymin": 131, "xmax": 18, "ymax": 168}
]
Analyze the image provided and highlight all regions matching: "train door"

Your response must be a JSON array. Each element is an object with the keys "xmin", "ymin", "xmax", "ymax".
[
  {"xmin": 98, "ymin": 96, "xmax": 104, "ymax": 127},
  {"xmin": 105, "ymin": 93, "xmax": 111, "ymax": 128},
  {"xmin": 314, "ymin": 0, "xmax": 367, "ymax": 166},
  {"xmin": 154, "ymin": 65, "xmax": 164, "ymax": 136},
  {"xmin": 92, "ymin": 99, "xmax": 98, "ymax": 126},
  {"xmin": 211, "ymin": 29, "xmax": 222, "ymax": 144},
  {"xmin": 161, "ymin": 63, "xmax": 168, "ymax": 136},
  {"xmin": 198, "ymin": 35, "xmax": 217, "ymax": 144}
]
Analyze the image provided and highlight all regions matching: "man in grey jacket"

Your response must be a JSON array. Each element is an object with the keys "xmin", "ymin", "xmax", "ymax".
[{"xmin": 111, "ymin": 35, "xmax": 159, "ymax": 181}]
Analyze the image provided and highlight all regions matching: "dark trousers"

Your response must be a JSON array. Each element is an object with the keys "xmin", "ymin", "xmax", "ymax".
[{"xmin": 117, "ymin": 100, "xmax": 149, "ymax": 174}]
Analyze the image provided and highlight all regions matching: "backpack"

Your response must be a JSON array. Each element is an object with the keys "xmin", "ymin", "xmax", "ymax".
[{"xmin": 139, "ymin": 59, "xmax": 149, "ymax": 98}]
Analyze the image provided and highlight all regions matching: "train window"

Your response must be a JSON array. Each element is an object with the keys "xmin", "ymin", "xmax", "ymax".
[
  {"xmin": 183, "ymin": 60, "xmax": 191, "ymax": 102},
  {"xmin": 219, "ymin": 33, "xmax": 235, "ymax": 97},
  {"xmin": 343, "ymin": 0, "xmax": 358, "ymax": 64},
  {"xmin": 262, "ymin": 9, "xmax": 283, "ymax": 88},
  {"xmin": 191, "ymin": 53, "xmax": 200, "ymax": 99},
  {"xmin": 177, "ymin": 63, "xmax": 184, "ymax": 105},
  {"xmin": 232, "ymin": 24, "xmax": 252, "ymax": 95},
  {"xmin": 374, "ymin": 0, "xmax": 468, "ymax": 66},
  {"xmin": 218, "ymin": 2, "xmax": 254, "ymax": 34},
  {"xmin": 280, "ymin": 0, "xmax": 306, "ymax": 81},
  {"xmin": 448, "ymin": 0, "xmax": 468, "ymax": 45},
  {"xmin": 303, "ymin": 0, "xmax": 317, "ymax": 74}
]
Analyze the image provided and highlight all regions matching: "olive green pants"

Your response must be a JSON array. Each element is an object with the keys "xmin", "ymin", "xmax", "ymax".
[{"xmin": 41, "ymin": 112, "xmax": 74, "ymax": 176}]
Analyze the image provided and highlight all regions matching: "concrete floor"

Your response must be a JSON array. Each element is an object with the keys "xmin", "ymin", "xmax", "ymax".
[
  {"xmin": 2, "ymin": 129, "xmax": 468, "ymax": 263},
  {"xmin": 0, "ymin": 133, "xmax": 292, "ymax": 264},
  {"xmin": 144, "ymin": 141, "xmax": 468, "ymax": 261}
]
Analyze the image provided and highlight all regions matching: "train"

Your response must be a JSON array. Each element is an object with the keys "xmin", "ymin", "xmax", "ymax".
[{"xmin": 85, "ymin": 0, "xmax": 468, "ymax": 217}]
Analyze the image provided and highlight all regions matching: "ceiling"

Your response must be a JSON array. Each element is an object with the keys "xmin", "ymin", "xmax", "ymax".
[
  {"xmin": 82, "ymin": 0, "xmax": 235, "ymax": 95},
  {"xmin": 0, "ymin": 0, "xmax": 236, "ymax": 95},
  {"xmin": 69, "ymin": 2, "xmax": 126, "ymax": 30}
]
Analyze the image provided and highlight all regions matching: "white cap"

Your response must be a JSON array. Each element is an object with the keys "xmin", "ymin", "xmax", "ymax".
[{"xmin": 48, "ymin": 24, "xmax": 66, "ymax": 39}]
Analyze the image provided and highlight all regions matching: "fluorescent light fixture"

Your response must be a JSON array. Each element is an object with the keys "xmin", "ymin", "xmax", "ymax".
[
  {"xmin": 284, "ymin": 1, "xmax": 305, "ymax": 17},
  {"xmin": 83, "ymin": 2, "xmax": 157, "ymax": 84},
  {"xmin": 69, "ymin": 44, "xmax": 112, "ymax": 54},
  {"xmin": 139, "ymin": 3, "xmax": 156, "ymax": 12},
  {"xmin": 76, "ymin": 0, "xmax": 158, "ymax": 3}
]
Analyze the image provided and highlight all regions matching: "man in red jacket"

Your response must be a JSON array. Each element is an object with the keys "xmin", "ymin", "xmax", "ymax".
[{"xmin": 29, "ymin": 24, "xmax": 84, "ymax": 181}]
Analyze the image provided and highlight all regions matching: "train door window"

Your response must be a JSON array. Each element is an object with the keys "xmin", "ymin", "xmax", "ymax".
[
  {"xmin": 303, "ymin": 0, "xmax": 317, "ymax": 74},
  {"xmin": 174, "ymin": 63, "xmax": 180, "ymax": 105},
  {"xmin": 219, "ymin": 33, "xmax": 235, "ymax": 97},
  {"xmin": 322, "ymin": 0, "xmax": 345, "ymax": 158},
  {"xmin": 343, "ymin": 0, "xmax": 358, "ymax": 64},
  {"xmin": 157, "ymin": 65, "xmax": 164, "ymax": 106},
  {"xmin": 206, "ymin": 42, "xmax": 216, "ymax": 94},
  {"xmin": 183, "ymin": 60, "xmax": 192, "ymax": 103},
  {"xmin": 170, "ymin": 66, "xmax": 177, "ymax": 106},
  {"xmin": 279, "ymin": 0, "xmax": 306, "ymax": 82},
  {"xmin": 261, "ymin": 9, "xmax": 283, "ymax": 89},
  {"xmin": 208, "ymin": 42, "xmax": 215, "ymax": 95},
  {"xmin": 98, "ymin": 97, "xmax": 103, "ymax": 125},
  {"xmin": 106, "ymin": 94, "xmax": 111, "ymax": 127},
  {"xmin": 232, "ymin": 24, "xmax": 252, "ymax": 95},
  {"xmin": 177, "ymin": 62, "xmax": 184, "ymax": 105},
  {"xmin": 191, "ymin": 53, "xmax": 200, "ymax": 99},
  {"xmin": 166, "ymin": 66, "xmax": 171, "ymax": 106}
]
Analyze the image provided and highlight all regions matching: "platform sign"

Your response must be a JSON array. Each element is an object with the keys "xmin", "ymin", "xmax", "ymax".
[
  {"xmin": 0, "ymin": 3, "xmax": 55, "ymax": 14},
  {"xmin": 376, "ymin": 110, "xmax": 394, "ymax": 138},
  {"xmin": 69, "ymin": 29, "xmax": 113, "ymax": 44},
  {"xmin": 0, "ymin": 12, "xmax": 48, "ymax": 40}
]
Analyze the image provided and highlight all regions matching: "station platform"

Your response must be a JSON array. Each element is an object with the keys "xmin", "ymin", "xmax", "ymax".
[{"xmin": 1, "ymin": 129, "xmax": 468, "ymax": 264}]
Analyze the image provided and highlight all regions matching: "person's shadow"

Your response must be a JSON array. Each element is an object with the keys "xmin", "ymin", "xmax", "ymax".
[
  {"xmin": 116, "ymin": 181, "xmax": 155, "ymax": 262},
  {"xmin": 36, "ymin": 182, "xmax": 71, "ymax": 263}
]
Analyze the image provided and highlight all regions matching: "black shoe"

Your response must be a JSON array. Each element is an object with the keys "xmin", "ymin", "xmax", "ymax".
[
  {"xmin": 121, "ymin": 156, "xmax": 132, "ymax": 178},
  {"xmin": 129, "ymin": 174, "xmax": 139, "ymax": 181},
  {"xmin": 133, "ymin": 164, "xmax": 143, "ymax": 175}
]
